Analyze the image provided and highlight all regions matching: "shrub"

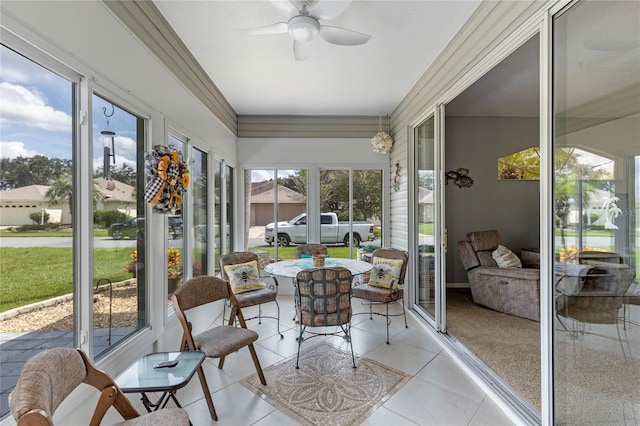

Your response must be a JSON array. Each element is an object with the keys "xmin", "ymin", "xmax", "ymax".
[
  {"xmin": 16, "ymin": 223, "xmax": 60, "ymax": 231},
  {"xmin": 28, "ymin": 211, "xmax": 50, "ymax": 225},
  {"xmin": 94, "ymin": 209, "xmax": 130, "ymax": 227}
]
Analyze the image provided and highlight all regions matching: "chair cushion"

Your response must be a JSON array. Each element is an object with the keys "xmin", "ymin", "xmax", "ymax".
[
  {"xmin": 353, "ymin": 285, "xmax": 404, "ymax": 303},
  {"xmin": 368, "ymin": 257, "xmax": 403, "ymax": 288},
  {"xmin": 234, "ymin": 286, "xmax": 277, "ymax": 308},
  {"xmin": 223, "ymin": 260, "xmax": 265, "ymax": 293},
  {"xmin": 113, "ymin": 407, "xmax": 190, "ymax": 425},
  {"xmin": 194, "ymin": 325, "xmax": 259, "ymax": 358},
  {"xmin": 492, "ymin": 245, "xmax": 522, "ymax": 268}
]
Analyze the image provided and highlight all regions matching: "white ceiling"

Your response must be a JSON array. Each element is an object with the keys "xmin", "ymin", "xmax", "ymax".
[{"xmin": 153, "ymin": 0, "xmax": 482, "ymax": 116}]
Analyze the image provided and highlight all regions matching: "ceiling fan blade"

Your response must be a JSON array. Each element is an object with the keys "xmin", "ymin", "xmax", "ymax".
[
  {"xmin": 319, "ymin": 25, "xmax": 371, "ymax": 46},
  {"xmin": 269, "ymin": 0, "xmax": 300, "ymax": 18},
  {"xmin": 293, "ymin": 40, "xmax": 311, "ymax": 61},
  {"xmin": 309, "ymin": 0, "xmax": 352, "ymax": 20},
  {"xmin": 240, "ymin": 22, "xmax": 288, "ymax": 36}
]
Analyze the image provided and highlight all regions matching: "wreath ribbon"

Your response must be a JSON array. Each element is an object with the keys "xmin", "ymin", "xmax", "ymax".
[{"xmin": 149, "ymin": 155, "xmax": 170, "ymax": 207}]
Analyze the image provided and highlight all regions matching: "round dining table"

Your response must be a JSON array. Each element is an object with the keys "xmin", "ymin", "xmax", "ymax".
[{"xmin": 264, "ymin": 258, "xmax": 372, "ymax": 278}]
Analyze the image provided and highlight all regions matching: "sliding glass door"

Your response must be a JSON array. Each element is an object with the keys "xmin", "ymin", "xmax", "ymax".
[
  {"xmin": 414, "ymin": 115, "xmax": 438, "ymax": 320},
  {"xmin": 552, "ymin": 1, "xmax": 639, "ymax": 423}
]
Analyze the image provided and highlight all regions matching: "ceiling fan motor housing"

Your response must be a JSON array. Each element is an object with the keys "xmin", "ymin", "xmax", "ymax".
[{"xmin": 288, "ymin": 15, "xmax": 320, "ymax": 41}]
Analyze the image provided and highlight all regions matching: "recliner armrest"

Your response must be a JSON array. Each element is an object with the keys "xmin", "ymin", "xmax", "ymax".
[{"xmin": 476, "ymin": 266, "xmax": 540, "ymax": 280}]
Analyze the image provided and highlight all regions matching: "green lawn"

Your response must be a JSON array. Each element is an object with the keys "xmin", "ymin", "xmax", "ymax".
[
  {"xmin": 0, "ymin": 228, "xmax": 109, "ymax": 238},
  {"xmin": 246, "ymin": 245, "xmax": 354, "ymax": 260},
  {"xmin": 0, "ymin": 247, "xmax": 131, "ymax": 312}
]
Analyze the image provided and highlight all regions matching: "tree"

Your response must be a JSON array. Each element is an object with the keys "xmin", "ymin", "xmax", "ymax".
[
  {"xmin": 0, "ymin": 155, "xmax": 72, "ymax": 190},
  {"xmin": 45, "ymin": 175, "xmax": 103, "ymax": 221},
  {"xmin": 45, "ymin": 176, "xmax": 74, "ymax": 219},
  {"xmin": 94, "ymin": 163, "xmax": 137, "ymax": 187}
]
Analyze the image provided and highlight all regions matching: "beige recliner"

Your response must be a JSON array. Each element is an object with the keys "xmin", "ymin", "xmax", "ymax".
[{"xmin": 457, "ymin": 230, "xmax": 540, "ymax": 321}]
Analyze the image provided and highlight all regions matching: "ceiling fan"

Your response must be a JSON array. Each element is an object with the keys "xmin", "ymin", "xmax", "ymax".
[{"xmin": 242, "ymin": 0, "xmax": 371, "ymax": 61}]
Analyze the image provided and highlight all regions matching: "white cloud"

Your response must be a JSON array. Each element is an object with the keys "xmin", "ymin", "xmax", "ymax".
[
  {"xmin": 0, "ymin": 82, "xmax": 72, "ymax": 132},
  {"xmin": 0, "ymin": 141, "xmax": 39, "ymax": 159}
]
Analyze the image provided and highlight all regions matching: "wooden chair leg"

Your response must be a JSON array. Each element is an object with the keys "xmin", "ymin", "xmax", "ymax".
[
  {"xmin": 248, "ymin": 343, "xmax": 267, "ymax": 385},
  {"xmin": 218, "ymin": 355, "xmax": 226, "ymax": 369},
  {"xmin": 196, "ymin": 365, "xmax": 217, "ymax": 421}
]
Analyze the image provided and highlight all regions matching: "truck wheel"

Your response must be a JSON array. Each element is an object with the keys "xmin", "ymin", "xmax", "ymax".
[
  {"xmin": 276, "ymin": 234, "xmax": 291, "ymax": 247},
  {"xmin": 112, "ymin": 230, "xmax": 123, "ymax": 240},
  {"xmin": 343, "ymin": 234, "xmax": 361, "ymax": 247}
]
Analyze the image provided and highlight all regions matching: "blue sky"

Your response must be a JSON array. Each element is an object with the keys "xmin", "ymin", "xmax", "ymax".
[{"xmin": 0, "ymin": 44, "xmax": 137, "ymax": 171}]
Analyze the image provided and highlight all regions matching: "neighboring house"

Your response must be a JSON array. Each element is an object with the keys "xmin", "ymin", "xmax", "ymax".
[
  {"xmin": 250, "ymin": 181, "xmax": 306, "ymax": 226},
  {"xmin": 0, "ymin": 179, "xmax": 136, "ymax": 227},
  {"xmin": 94, "ymin": 178, "xmax": 137, "ymax": 218},
  {"xmin": 0, "ymin": 185, "xmax": 64, "ymax": 226},
  {"xmin": 418, "ymin": 186, "xmax": 434, "ymax": 223}
]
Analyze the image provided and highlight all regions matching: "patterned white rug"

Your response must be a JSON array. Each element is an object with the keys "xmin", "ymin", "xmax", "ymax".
[{"xmin": 241, "ymin": 342, "xmax": 410, "ymax": 425}]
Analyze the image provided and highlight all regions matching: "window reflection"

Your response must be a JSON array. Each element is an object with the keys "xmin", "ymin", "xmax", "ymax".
[{"xmin": 553, "ymin": 1, "xmax": 639, "ymax": 423}]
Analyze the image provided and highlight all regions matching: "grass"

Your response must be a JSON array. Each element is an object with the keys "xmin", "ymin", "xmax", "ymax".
[
  {"xmin": 247, "ymin": 245, "xmax": 355, "ymax": 260},
  {"xmin": 0, "ymin": 247, "xmax": 132, "ymax": 312},
  {"xmin": 0, "ymin": 228, "xmax": 110, "ymax": 238}
]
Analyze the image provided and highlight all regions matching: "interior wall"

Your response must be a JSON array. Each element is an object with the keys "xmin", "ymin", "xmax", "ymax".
[
  {"xmin": 237, "ymin": 137, "xmax": 388, "ymax": 167},
  {"xmin": 445, "ymin": 116, "xmax": 540, "ymax": 284}
]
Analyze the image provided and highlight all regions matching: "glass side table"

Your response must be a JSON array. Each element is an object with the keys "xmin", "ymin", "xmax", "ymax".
[{"xmin": 117, "ymin": 351, "xmax": 205, "ymax": 413}]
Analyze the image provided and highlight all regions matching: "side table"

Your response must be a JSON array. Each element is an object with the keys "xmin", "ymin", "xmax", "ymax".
[{"xmin": 117, "ymin": 351, "xmax": 205, "ymax": 413}]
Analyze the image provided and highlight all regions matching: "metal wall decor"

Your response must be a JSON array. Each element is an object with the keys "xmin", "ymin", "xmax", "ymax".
[{"xmin": 446, "ymin": 168, "xmax": 474, "ymax": 188}]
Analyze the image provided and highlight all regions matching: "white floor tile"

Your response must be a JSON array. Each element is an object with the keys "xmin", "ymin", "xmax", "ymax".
[
  {"xmin": 469, "ymin": 397, "xmax": 518, "ymax": 426},
  {"xmin": 360, "ymin": 406, "xmax": 420, "ymax": 425},
  {"xmin": 364, "ymin": 341, "xmax": 438, "ymax": 375},
  {"xmin": 183, "ymin": 382, "xmax": 275, "ymax": 426},
  {"xmin": 414, "ymin": 353, "xmax": 485, "ymax": 403},
  {"xmin": 384, "ymin": 377, "xmax": 483, "ymax": 426}
]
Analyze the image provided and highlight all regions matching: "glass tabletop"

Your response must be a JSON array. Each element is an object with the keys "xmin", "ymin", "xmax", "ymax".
[
  {"xmin": 263, "ymin": 258, "xmax": 372, "ymax": 278},
  {"xmin": 117, "ymin": 351, "xmax": 205, "ymax": 393}
]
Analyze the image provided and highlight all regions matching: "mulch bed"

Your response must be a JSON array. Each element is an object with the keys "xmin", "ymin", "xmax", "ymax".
[{"xmin": 0, "ymin": 281, "xmax": 140, "ymax": 333}]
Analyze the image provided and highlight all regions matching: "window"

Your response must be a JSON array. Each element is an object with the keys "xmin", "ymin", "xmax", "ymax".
[
  {"xmin": 167, "ymin": 134, "xmax": 185, "ymax": 298},
  {"xmin": 191, "ymin": 146, "xmax": 208, "ymax": 276},
  {"xmin": 553, "ymin": 2, "xmax": 639, "ymax": 423},
  {"xmin": 0, "ymin": 44, "xmax": 76, "ymax": 418},
  {"xmin": 92, "ymin": 94, "xmax": 148, "ymax": 357}
]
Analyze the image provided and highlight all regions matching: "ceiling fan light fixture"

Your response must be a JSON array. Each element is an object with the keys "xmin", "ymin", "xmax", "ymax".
[{"xmin": 288, "ymin": 15, "xmax": 320, "ymax": 41}]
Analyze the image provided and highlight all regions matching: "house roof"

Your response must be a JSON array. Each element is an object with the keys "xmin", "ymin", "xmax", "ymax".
[
  {"xmin": 0, "ymin": 185, "xmax": 50, "ymax": 203},
  {"xmin": 0, "ymin": 180, "xmax": 136, "ymax": 204},
  {"xmin": 94, "ymin": 178, "xmax": 136, "ymax": 203},
  {"xmin": 251, "ymin": 182, "xmax": 306, "ymax": 204}
]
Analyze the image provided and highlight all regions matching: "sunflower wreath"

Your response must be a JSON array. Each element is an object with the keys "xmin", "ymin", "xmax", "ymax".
[{"xmin": 144, "ymin": 145, "xmax": 189, "ymax": 214}]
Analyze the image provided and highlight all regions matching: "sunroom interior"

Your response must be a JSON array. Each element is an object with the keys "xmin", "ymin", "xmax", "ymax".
[{"xmin": 1, "ymin": 1, "xmax": 639, "ymax": 426}]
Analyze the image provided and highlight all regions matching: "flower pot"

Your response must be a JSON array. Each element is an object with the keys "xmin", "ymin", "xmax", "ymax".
[{"xmin": 168, "ymin": 276, "xmax": 182, "ymax": 293}]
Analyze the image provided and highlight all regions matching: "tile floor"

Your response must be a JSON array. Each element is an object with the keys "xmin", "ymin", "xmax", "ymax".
[{"xmin": 37, "ymin": 296, "xmax": 517, "ymax": 425}]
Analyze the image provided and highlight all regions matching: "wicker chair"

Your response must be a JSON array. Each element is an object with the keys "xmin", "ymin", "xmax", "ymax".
[
  {"xmin": 352, "ymin": 248, "xmax": 409, "ymax": 344},
  {"xmin": 220, "ymin": 251, "xmax": 282, "ymax": 338},
  {"xmin": 172, "ymin": 276, "xmax": 266, "ymax": 421},
  {"xmin": 9, "ymin": 347, "xmax": 189, "ymax": 425},
  {"xmin": 295, "ymin": 267, "xmax": 355, "ymax": 369}
]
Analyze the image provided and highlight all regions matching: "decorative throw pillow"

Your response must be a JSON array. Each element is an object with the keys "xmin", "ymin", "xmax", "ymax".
[
  {"xmin": 492, "ymin": 245, "xmax": 522, "ymax": 268},
  {"xmin": 368, "ymin": 257, "xmax": 404, "ymax": 289},
  {"xmin": 223, "ymin": 260, "xmax": 265, "ymax": 294}
]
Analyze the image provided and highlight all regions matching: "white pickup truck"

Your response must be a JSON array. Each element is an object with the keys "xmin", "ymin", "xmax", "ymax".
[{"xmin": 264, "ymin": 212, "xmax": 374, "ymax": 247}]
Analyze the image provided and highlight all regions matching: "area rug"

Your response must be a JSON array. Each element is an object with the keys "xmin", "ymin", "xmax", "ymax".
[{"xmin": 241, "ymin": 342, "xmax": 410, "ymax": 425}]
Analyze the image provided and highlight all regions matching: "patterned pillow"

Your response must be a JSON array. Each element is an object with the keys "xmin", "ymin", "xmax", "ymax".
[
  {"xmin": 223, "ymin": 260, "xmax": 265, "ymax": 293},
  {"xmin": 492, "ymin": 245, "xmax": 522, "ymax": 268},
  {"xmin": 368, "ymin": 257, "xmax": 404, "ymax": 289}
]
